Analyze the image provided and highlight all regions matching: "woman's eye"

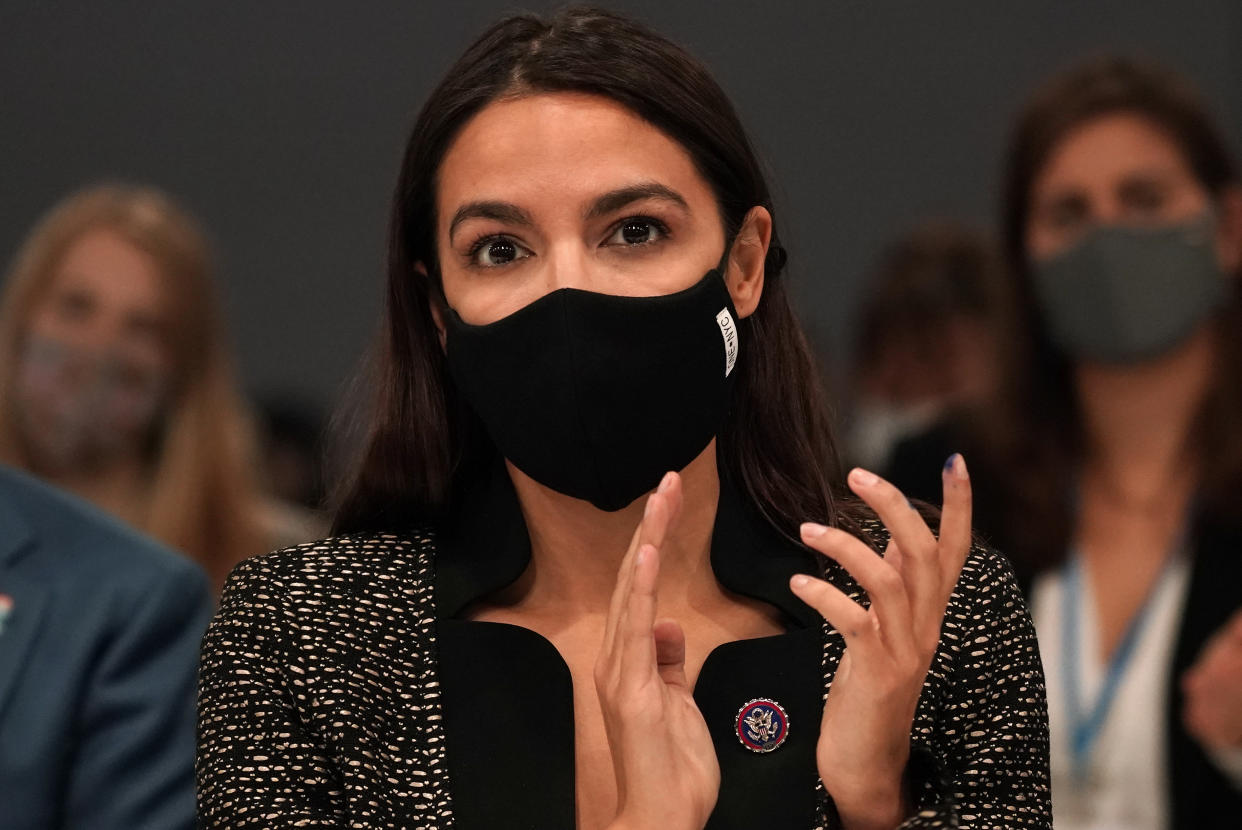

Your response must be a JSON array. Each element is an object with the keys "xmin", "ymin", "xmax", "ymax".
[
  {"xmin": 607, "ymin": 218, "xmax": 667, "ymax": 247},
  {"xmin": 470, "ymin": 236, "xmax": 528, "ymax": 268},
  {"xmin": 1043, "ymin": 197, "xmax": 1087, "ymax": 232},
  {"xmin": 123, "ymin": 313, "xmax": 165, "ymax": 346},
  {"xmin": 55, "ymin": 290, "xmax": 96, "ymax": 321}
]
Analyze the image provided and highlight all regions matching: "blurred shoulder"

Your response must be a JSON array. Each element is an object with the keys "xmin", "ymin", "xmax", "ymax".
[
  {"xmin": 208, "ymin": 530, "xmax": 442, "ymax": 658},
  {"xmin": 0, "ymin": 464, "xmax": 206, "ymax": 593}
]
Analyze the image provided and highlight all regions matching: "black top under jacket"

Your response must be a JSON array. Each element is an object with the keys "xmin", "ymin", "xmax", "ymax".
[
  {"xmin": 434, "ymin": 466, "xmax": 825, "ymax": 829},
  {"xmin": 197, "ymin": 463, "xmax": 1052, "ymax": 828}
]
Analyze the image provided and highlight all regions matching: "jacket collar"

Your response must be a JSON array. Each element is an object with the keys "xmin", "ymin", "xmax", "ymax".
[{"xmin": 435, "ymin": 457, "xmax": 820, "ymax": 628}]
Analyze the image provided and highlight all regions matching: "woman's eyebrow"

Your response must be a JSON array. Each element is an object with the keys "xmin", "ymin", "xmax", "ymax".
[
  {"xmin": 584, "ymin": 183, "xmax": 689, "ymax": 220},
  {"xmin": 1115, "ymin": 168, "xmax": 1177, "ymax": 190},
  {"xmin": 448, "ymin": 201, "xmax": 533, "ymax": 242}
]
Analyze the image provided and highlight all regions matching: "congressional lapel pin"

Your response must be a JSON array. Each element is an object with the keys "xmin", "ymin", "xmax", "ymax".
[
  {"xmin": 735, "ymin": 698, "xmax": 789, "ymax": 753},
  {"xmin": 0, "ymin": 594, "xmax": 12, "ymax": 637}
]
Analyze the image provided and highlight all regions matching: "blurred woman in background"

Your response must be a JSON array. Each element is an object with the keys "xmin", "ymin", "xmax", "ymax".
[
  {"xmin": 0, "ymin": 183, "xmax": 316, "ymax": 588},
  {"xmin": 887, "ymin": 56, "xmax": 1242, "ymax": 828},
  {"xmin": 845, "ymin": 221, "xmax": 1015, "ymax": 472}
]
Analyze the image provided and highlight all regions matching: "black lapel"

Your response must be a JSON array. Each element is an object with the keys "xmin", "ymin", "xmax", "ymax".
[{"xmin": 1166, "ymin": 511, "xmax": 1242, "ymax": 828}]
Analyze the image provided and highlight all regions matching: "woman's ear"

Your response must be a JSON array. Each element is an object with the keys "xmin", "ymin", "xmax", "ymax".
[
  {"xmin": 418, "ymin": 263, "xmax": 449, "ymax": 351},
  {"xmin": 1217, "ymin": 186, "xmax": 1242, "ymax": 277},
  {"xmin": 726, "ymin": 206, "xmax": 772, "ymax": 319}
]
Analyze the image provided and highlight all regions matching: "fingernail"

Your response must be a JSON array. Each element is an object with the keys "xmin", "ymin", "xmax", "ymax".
[
  {"xmin": 945, "ymin": 453, "xmax": 968, "ymax": 479},
  {"xmin": 658, "ymin": 472, "xmax": 674, "ymax": 493},
  {"xmin": 800, "ymin": 521, "xmax": 827, "ymax": 538},
  {"xmin": 644, "ymin": 495, "xmax": 655, "ymax": 518},
  {"xmin": 636, "ymin": 545, "xmax": 650, "ymax": 566},
  {"xmin": 791, "ymin": 574, "xmax": 811, "ymax": 589},
  {"xmin": 849, "ymin": 468, "xmax": 879, "ymax": 488}
]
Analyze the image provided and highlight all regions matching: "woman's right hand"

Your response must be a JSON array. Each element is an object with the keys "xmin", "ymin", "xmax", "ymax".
[{"xmin": 596, "ymin": 471, "xmax": 720, "ymax": 830}]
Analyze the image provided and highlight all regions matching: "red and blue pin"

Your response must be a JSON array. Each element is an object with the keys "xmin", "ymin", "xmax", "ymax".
[{"xmin": 735, "ymin": 698, "xmax": 789, "ymax": 753}]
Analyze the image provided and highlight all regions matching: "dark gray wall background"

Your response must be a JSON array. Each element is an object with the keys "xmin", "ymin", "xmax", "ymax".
[{"xmin": 2, "ymin": 1, "xmax": 1239, "ymax": 412}]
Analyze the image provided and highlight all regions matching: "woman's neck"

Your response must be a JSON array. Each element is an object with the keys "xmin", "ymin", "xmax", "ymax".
[
  {"xmin": 1075, "ymin": 326, "xmax": 1216, "ymax": 510},
  {"xmin": 503, "ymin": 441, "xmax": 722, "ymax": 615},
  {"xmin": 42, "ymin": 455, "xmax": 151, "ymax": 527}
]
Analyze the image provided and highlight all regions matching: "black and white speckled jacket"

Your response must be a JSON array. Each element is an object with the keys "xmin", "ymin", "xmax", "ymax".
[{"xmin": 197, "ymin": 479, "xmax": 1051, "ymax": 829}]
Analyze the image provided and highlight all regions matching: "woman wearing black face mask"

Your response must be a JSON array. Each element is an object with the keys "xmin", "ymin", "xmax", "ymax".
[
  {"xmin": 196, "ymin": 9, "xmax": 1050, "ymax": 829},
  {"xmin": 886, "ymin": 57, "xmax": 1242, "ymax": 829}
]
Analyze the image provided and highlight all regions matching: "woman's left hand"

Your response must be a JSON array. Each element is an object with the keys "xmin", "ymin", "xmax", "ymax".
[{"xmin": 790, "ymin": 455, "xmax": 972, "ymax": 830}]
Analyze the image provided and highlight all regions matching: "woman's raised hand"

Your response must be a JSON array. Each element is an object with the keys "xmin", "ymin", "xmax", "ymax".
[
  {"xmin": 790, "ymin": 455, "xmax": 973, "ymax": 830},
  {"xmin": 1182, "ymin": 607, "xmax": 1242, "ymax": 750},
  {"xmin": 597, "ymin": 472, "xmax": 719, "ymax": 830}
]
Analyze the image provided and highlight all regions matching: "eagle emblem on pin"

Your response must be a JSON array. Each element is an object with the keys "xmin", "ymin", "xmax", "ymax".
[{"xmin": 735, "ymin": 698, "xmax": 789, "ymax": 753}]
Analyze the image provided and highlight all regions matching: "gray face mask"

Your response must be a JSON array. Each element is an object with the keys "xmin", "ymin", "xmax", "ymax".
[
  {"xmin": 13, "ymin": 334, "xmax": 168, "ymax": 474},
  {"xmin": 1031, "ymin": 213, "xmax": 1227, "ymax": 364}
]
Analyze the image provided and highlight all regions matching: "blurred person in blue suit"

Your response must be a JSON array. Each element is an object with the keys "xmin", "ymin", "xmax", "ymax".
[{"xmin": 0, "ymin": 464, "xmax": 211, "ymax": 829}]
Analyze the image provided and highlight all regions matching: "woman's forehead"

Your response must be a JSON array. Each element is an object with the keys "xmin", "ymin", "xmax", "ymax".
[
  {"xmin": 52, "ymin": 230, "xmax": 166, "ymax": 302},
  {"xmin": 436, "ymin": 92, "xmax": 713, "ymax": 221},
  {"xmin": 1036, "ymin": 112, "xmax": 1195, "ymax": 195}
]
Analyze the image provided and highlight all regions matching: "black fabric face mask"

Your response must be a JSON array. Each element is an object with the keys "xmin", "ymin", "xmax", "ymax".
[{"xmin": 444, "ymin": 268, "xmax": 740, "ymax": 511}]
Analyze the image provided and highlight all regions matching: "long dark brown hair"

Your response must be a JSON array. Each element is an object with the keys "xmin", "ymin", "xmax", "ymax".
[
  {"xmin": 333, "ymin": 7, "xmax": 852, "ymax": 542},
  {"xmin": 984, "ymin": 55, "xmax": 1242, "ymax": 571}
]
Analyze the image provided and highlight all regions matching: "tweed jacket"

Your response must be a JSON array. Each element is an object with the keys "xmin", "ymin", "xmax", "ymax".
[{"xmin": 197, "ymin": 518, "xmax": 1051, "ymax": 829}]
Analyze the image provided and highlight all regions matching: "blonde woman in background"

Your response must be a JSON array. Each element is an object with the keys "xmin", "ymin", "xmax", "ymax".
[{"xmin": 0, "ymin": 183, "xmax": 319, "ymax": 588}]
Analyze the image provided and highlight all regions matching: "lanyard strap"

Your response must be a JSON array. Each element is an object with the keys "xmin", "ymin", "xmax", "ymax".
[{"xmin": 1061, "ymin": 552, "xmax": 1171, "ymax": 778}]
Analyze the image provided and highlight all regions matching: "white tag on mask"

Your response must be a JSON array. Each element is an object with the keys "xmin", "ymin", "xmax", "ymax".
[{"xmin": 716, "ymin": 308, "xmax": 738, "ymax": 377}]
